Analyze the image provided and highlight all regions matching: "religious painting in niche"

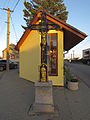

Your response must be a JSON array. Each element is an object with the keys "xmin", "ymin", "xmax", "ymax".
[{"xmin": 47, "ymin": 33, "xmax": 58, "ymax": 76}]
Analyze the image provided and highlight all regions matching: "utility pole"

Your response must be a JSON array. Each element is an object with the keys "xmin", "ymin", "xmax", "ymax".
[{"xmin": 3, "ymin": 8, "xmax": 13, "ymax": 72}]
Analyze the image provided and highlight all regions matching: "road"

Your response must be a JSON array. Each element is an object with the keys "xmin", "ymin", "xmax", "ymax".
[{"xmin": 65, "ymin": 62, "xmax": 90, "ymax": 88}]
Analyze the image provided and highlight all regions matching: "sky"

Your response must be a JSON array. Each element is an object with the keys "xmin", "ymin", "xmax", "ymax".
[{"xmin": 0, "ymin": 0, "xmax": 90, "ymax": 58}]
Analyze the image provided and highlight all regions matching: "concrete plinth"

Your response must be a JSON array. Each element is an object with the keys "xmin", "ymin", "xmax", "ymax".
[{"xmin": 30, "ymin": 81, "xmax": 54, "ymax": 113}]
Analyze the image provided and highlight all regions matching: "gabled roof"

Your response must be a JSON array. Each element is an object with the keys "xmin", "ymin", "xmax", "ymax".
[
  {"xmin": 2, "ymin": 43, "xmax": 16, "ymax": 52},
  {"xmin": 16, "ymin": 10, "xmax": 87, "ymax": 51}
]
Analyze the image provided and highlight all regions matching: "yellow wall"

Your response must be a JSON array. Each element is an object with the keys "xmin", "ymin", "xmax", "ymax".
[
  {"xmin": 20, "ymin": 30, "xmax": 41, "ymax": 82},
  {"xmin": 20, "ymin": 30, "xmax": 64, "ymax": 86},
  {"xmin": 48, "ymin": 30, "xmax": 64, "ymax": 86}
]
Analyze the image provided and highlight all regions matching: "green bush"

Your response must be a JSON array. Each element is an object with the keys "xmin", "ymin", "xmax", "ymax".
[{"xmin": 64, "ymin": 65, "xmax": 78, "ymax": 82}]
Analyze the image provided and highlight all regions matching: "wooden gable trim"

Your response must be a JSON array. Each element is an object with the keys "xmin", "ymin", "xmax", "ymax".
[
  {"xmin": 16, "ymin": 10, "xmax": 87, "ymax": 50},
  {"xmin": 31, "ymin": 12, "xmax": 41, "ymax": 24},
  {"xmin": 38, "ymin": 10, "xmax": 87, "ymax": 38},
  {"xmin": 46, "ymin": 15, "xmax": 87, "ymax": 39},
  {"xmin": 16, "ymin": 29, "xmax": 31, "ymax": 50},
  {"xmin": 16, "ymin": 12, "xmax": 41, "ymax": 50}
]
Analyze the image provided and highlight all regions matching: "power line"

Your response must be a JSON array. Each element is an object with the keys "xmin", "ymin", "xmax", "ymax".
[
  {"xmin": 9, "ymin": 0, "xmax": 21, "ymax": 18},
  {"xmin": 0, "ymin": 23, "xmax": 7, "ymax": 36},
  {"xmin": 13, "ymin": 0, "xmax": 21, "ymax": 12},
  {"xmin": 0, "ymin": 7, "xmax": 7, "ymax": 35},
  {"xmin": 10, "ymin": 0, "xmax": 16, "ymax": 10},
  {"xmin": 0, "ymin": 0, "xmax": 21, "ymax": 42},
  {"xmin": 0, "ymin": 7, "xmax": 6, "ymax": 35},
  {"xmin": 0, "ymin": 0, "xmax": 10, "ymax": 9},
  {"xmin": 9, "ymin": 0, "xmax": 22, "ymax": 44},
  {"xmin": 0, "ymin": 8, "xmax": 3, "ymax": 10},
  {"xmin": 9, "ymin": 0, "xmax": 22, "ymax": 43},
  {"xmin": 10, "ymin": 16, "xmax": 18, "ymax": 43}
]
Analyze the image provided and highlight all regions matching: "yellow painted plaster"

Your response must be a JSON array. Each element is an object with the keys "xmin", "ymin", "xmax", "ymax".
[
  {"xmin": 19, "ymin": 30, "xmax": 64, "ymax": 86},
  {"xmin": 48, "ymin": 30, "xmax": 64, "ymax": 86},
  {"xmin": 20, "ymin": 30, "xmax": 41, "ymax": 82}
]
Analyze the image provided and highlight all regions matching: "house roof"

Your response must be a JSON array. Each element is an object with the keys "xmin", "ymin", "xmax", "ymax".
[
  {"xmin": 2, "ymin": 43, "xmax": 16, "ymax": 52},
  {"xmin": 16, "ymin": 10, "xmax": 87, "ymax": 51}
]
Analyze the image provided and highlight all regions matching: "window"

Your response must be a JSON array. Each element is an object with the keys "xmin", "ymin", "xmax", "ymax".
[{"xmin": 47, "ymin": 33, "xmax": 58, "ymax": 76}]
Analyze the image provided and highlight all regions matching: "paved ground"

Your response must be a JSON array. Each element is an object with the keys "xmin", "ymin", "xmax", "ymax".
[
  {"xmin": 0, "ymin": 69, "xmax": 90, "ymax": 120},
  {"xmin": 65, "ymin": 62, "xmax": 90, "ymax": 88},
  {"xmin": 0, "ymin": 71, "xmax": 5, "ymax": 80}
]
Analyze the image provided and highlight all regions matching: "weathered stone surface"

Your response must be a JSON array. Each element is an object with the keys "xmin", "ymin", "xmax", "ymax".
[
  {"xmin": 33, "ymin": 81, "xmax": 54, "ymax": 113},
  {"xmin": 32, "ymin": 103, "xmax": 54, "ymax": 113},
  {"xmin": 35, "ymin": 81, "xmax": 53, "ymax": 105}
]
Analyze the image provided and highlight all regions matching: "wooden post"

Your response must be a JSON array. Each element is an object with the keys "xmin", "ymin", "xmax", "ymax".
[
  {"xmin": 3, "ymin": 8, "xmax": 13, "ymax": 72},
  {"xmin": 7, "ymin": 8, "xmax": 10, "ymax": 72}
]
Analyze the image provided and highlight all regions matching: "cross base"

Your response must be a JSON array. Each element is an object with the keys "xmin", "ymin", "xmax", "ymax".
[
  {"xmin": 32, "ymin": 103, "xmax": 54, "ymax": 113},
  {"xmin": 29, "ymin": 81, "xmax": 54, "ymax": 114}
]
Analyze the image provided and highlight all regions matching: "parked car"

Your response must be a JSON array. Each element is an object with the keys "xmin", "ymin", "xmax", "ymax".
[{"xmin": 0, "ymin": 60, "xmax": 17, "ymax": 71}]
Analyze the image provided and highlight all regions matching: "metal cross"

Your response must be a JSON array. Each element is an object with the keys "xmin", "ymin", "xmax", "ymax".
[
  {"xmin": 28, "ymin": 11, "xmax": 59, "ymax": 65},
  {"xmin": 28, "ymin": 11, "xmax": 59, "ymax": 82}
]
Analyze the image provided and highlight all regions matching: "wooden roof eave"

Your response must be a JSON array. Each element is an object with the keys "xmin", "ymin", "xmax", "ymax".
[
  {"xmin": 32, "ymin": 10, "xmax": 87, "ymax": 39},
  {"xmin": 16, "ymin": 10, "xmax": 87, "ymax": 51},
  {"xmin": 15, "ymin": 29, "xmax": 31, "ymax": 51},
  {"xmin": 15, "ymin": 12, "xmax": 41, "ymax": 51},
  {"xmin": 46, "ymin": 15, "xmax": 87, "ymax": 39}
]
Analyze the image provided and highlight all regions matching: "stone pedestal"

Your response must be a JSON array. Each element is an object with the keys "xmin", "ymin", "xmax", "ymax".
[{"xmin": 33, "ymin": 81, "xmax": 54, "ymax": 113}]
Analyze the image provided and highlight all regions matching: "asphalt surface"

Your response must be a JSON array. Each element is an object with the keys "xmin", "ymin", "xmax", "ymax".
[
  {"xmin": 0, "ymin": 71, "xmax": 5, "ymax": 80},
  {"xmin": 65, "ymin": 62, "xmax": 90, "ymax": 88}
]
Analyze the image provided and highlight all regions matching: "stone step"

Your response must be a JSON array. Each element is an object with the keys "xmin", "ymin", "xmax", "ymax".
[{"xmin": 33, "ymin": 103, "xmax": 54, "ymax": 113}]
